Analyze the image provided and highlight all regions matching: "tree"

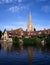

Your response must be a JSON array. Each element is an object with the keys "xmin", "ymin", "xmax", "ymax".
[
  {"xmin": 34, "ymin": 28, "xmax": 36, "ymax": 31},
  {"xmin": 40, "ymin": 32, "xmax": 46, "ymax": 39},
  {"xmin": 12, "ymin": 37, "xmax": 19, "ymax": 47},
  {"xmin": 45, "ymin": 35, "xmax": 50, "ymax": 47},
  {"xmin": 0, "ymin": 30, "xmax": 2, "ymax": 39},
  {"xmin": 23, "ymin": 37, "xmax": 41, "ymax": 47}
]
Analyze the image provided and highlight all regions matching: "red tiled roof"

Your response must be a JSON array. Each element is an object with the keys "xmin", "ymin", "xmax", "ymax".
[{"xmin": 6, "ymin": 28, "xmax": 50, "ymax": 37}]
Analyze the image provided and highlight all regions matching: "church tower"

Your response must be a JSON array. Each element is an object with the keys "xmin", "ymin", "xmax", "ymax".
[{"xmin": 27, "ymin": 12, "xmax": 34, "ymax": 32}]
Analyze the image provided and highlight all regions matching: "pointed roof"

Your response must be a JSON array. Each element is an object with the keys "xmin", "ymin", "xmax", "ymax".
[
  {"xmin": 27, "ymin": 12, "xmax": 34, "ymax": 32},
  {"xmin": 29, "ymin": 12, "xmax": 32, "ymax": 24}
]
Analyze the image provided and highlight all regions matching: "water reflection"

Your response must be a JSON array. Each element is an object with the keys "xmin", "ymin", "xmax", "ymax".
[
  {"xmin": 0, "ymin": 42, "xmax": 34, "ymax": 65},
  {"xmin": 0, "ymin": 44, "xmax": 1, "ymax": 49},
  {"xmin": 41, "ymin": 47, "xmax": 50, "ymax": 55},
  {"xmin": 1, "ymin": 42, "xmax": 12, "ymax": 53},
  {"xmin": 0, "ymin": 42, "xmax": 50, "ymax": 65},
  {"xmin": 27, "ymin": 47, "xmax": 34, "ymax": 65}
]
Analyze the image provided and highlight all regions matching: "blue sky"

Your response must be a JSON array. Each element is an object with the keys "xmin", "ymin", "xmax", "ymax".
[{"xmin": 0, "ymin": 0, "xmax": 50, "ymax": 31}]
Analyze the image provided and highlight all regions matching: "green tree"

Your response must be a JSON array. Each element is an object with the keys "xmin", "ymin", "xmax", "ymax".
[
  {"xmin": 12, "ymin": 37, "xmax": 19, "ymax": 47},
  {"xmin": 0, "ymin": 30, "xmax": 2, "ymax": 39},
  {"xmin": 31, "ymin": 37, "xmax": 41, "ymax": 47},
  {"xmin": 23, "ymin": 38, "xmax": 32, "ymax": 46},
  {"xmin": 23, "ymin": 37, "xmax": 41, "ymax": 47},
  {"xmin": 45, "ymin": 35, "xmax": 50, "ymax": 47},
  {"xmin": 34, "ymin": 28, "xmax": 36, "ymax": 31},
  {"xmin": 40, "ymin": 32, "xmax": 46, "ymax": 39}
]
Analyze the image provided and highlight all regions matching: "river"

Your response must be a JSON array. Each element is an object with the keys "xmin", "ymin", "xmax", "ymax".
[{"xmin": 0, "ymin": 42, "xmax": 50, "ymax": 65}]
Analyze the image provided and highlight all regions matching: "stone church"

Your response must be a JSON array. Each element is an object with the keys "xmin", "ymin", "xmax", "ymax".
[
  {"xmin": 27, "ymin": 12, "xmax": 34, "ymax": 32},
  {"xmin": 2, "ymin": 12, "xmax": 50, "ymax": 41}
]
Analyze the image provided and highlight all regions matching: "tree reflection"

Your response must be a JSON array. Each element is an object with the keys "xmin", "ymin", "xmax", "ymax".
[
  {"xmin": 1, "ymin": 42, "xmax": 50, "ymax": 65},
  {"xmin": 41, "ymin": 46, "xmax": 50, "ymax": 55},
  {"xmin": 16, "ymin": 46, "xmax": 23, "ymax": 53}
]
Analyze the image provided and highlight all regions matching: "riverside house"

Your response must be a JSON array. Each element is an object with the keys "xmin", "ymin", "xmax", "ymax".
[{"xmin": 2, "ymin": 12, "xmax": 50, "ymax": 41}]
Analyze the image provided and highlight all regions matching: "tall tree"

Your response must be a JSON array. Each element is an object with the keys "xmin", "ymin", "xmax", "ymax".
[
  {"xmin": 40, "ymin": 32, "xmax": 46, "ymax": 39},
  {"xmin": 0, "ymin": 30, "xmax": 2, "ymax": 39},
  {"xmin": 34, "ymin": 28, "xmax": 36, "ymax": 31}
]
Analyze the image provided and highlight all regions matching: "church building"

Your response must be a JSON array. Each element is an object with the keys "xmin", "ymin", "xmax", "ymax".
[
  {"xmin": 2, "ymin": 12, "xmax": 50, "ymax": 41},
  {"xmin": 27, "ymin": 12, "xmax": 34, "ymax": 32}
]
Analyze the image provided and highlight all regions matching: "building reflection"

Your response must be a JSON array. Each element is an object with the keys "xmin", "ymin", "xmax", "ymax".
[
  {"xmin": 1, "ymin": 42, "xmax": 50, "ymax": 65},
  {"xmin": 1, "ymin": 42, "xmax": 24, "ymax": 53},
  {"xmin": 1, "ymin": 42, "xmax": 34, "ymax": 65},
  {"xmin": 1, "ymin": 42, "xmax": 12, "ymax": 53},
  {"xmin": 27, "ymin": 47, "xmax": 34, "ymax": 65}
]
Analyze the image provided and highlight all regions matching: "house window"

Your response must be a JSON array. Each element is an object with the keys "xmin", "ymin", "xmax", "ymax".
[
  {"xmin": 9, "ymin": 32, "xmax": 11, "ymax": 34},
  {"xmin": 9, "ymin": 36, "xmax": 12, "ymax": 38}
]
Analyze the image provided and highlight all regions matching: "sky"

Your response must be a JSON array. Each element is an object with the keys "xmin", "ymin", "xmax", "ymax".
[{"xmin": 0, "ymin": 0, "xmax": 50, "ymax": 31}]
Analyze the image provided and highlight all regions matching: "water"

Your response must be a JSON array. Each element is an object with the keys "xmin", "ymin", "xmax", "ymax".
[{"xmin": 0, "ymin": 42, "xmax": 50, "ymax": 65}]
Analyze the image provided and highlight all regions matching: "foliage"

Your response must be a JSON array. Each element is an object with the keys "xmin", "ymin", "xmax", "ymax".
[
  {"xmin": 45, "ymin": 35, "xmax": 50, "ymax": 47},
  {"xmin": 12, "ymin": 37, "xmax": 19, "ymax": 47},
  {"xmin": 31, "ymin": 37, "xmax": 42, "ymax": 47},
  {"xmin": 40, "ymin": 32, "xmax": 46, "ymax": 39},
  {"xmin": 34, "ymin": 28, "xmax": 36, "ymax": 31},
  {"xmin": 23, "ymin": 37, "xmax": 42, "ymax": 47},
  {"xmin": 0, "ymin": 30, "xmax": 2, "ymax": 39},
  {"xmin": 23, "ymin": 38, "xmax": 32, "ymax": 46}
]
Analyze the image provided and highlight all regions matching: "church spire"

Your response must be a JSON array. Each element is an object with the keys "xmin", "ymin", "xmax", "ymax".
[
  {"xmin": 27, "ymin": 12, "xmax": 34, "ymax": 32},
  {"xmin": 29, "ymin": 12, "xmax": 32, "ymax": 23}
]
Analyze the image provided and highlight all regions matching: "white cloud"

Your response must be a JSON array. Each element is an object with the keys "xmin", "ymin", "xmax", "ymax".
[
  {"xmin": 0, "ymin": 0, "xmax": 23, "ymax": 4},
  {"xmin": 41, "ymin": 5, "xmax": 50, "ymax": 13},
  {"xmin": 8, "ymin": 4, "xmax": 29, "ymax": 12},
  {"xmin": 8, "ymin": 6, "xmax": 20, "ymax": 12},
  {"xmin": 0, "ymin": 0, "xmax": 13, "ymax": 3}
]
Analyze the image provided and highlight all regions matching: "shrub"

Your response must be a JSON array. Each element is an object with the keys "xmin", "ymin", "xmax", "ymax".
[
  {"xmin": 0, "ymin": 30, "xmax": 2, "ymax": 39},
  {"xmin": 23, "ymin": 37, "xmax": 42, "ymax": 47},
  {"xmin": 45, "ymin": 36, "xmax": 50, "ymax": 47},
  {"xmin": 31, "ymin": 37, "xmax": 42, "ymax": 47},
  {"xmin": 40, "ymin": 32, "xmax": 46, "ymax": 39},
  {"xmin": 23, "ymin": 38, "xmax": 32, "ymax": 46},
  {"xmin": 12, "ymin": 37, "xmax": 19, "ymax": 47}
]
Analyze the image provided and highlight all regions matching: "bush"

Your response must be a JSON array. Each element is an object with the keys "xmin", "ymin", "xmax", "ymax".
[
  {"xmin": 45, "ymin": 36, "xmax": 50, "ymax": 47},
  {"xmin": 0, "ymin": 30, "xmax": 2, "ymax": 39},
  {"xmin": 23, "ymin": 37, "xmax": 42, "ymax": 47},
  {"xmin": 12, "ymin": 37, "xmax": 19, "ymax": 47},
  {"xmin": 31, "ymin": 37, "xmax": 42, "ymax": 47},
  {"xmin": 40, "ymin": 32, "xmax": 46, "ymax": 39},
  {"xmin": 23, "ymin": 38, "xmax": 32, "ymax": 46}
]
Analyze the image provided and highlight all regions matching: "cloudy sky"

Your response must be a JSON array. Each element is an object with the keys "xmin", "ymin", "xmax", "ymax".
[{"xmin": 0, "ymin": 0, "xmax": 50, "ymax": 31}]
